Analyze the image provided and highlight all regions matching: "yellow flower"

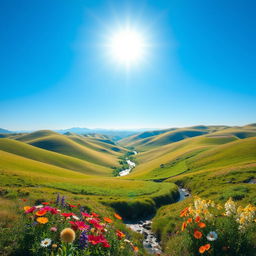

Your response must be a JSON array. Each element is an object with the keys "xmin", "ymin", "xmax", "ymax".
[
  {"xmin": 60, "ymin": 228, "xmax": 76, "ymax": 243},
  {"xmin": 217, "ymin": 204, "xmax": 223, "ymax": 210},
  {"xmin": 37, "ymin": 217, "xmax": 49, "ymax": 224},
  {"xmin": 24, "ymin": 206, "xmax": 31, "ymax": 212}
]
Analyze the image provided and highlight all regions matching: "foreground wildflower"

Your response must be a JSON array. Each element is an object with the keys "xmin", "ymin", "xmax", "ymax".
[
  {"xmin": 36, "ymin": 209, "xmax": 47, "ymax": 216},
  {"xmin": 36, "ymin": 217, "xmax": 48, "ymax": 224},
  {"xmin": 187, "ymin": 217, "xmax": 193, "ymax": 224},
  {"xmin": 180, "ymin": 207, "xmax": 189, "ymax": 217},
  {"xmin": 24, "ymin": 206, "xmax": 31, "ymax": 212},
  {"xmin": 181, "ymin": 221, "xmax": 187, "ymax": 231},
  {"xmin": 40, "ymin": 238, "xmax": 51, "ymax": 247},
  {"xmin": 199, "ymin": 245, "xmax": 206, "ymax": 254},
  {"xmin": 60, "ymin": 228, "xmax": 76, "ymax": 243},
  {"xmin": 194, "ymin": 230, "xmax": 203, "ymax": 239},
  {"xmin": 50, "ymin": 227, "xmax": 57, "ymax": 232},
  {"xmin": 79, "ymin": 230, "xmax": 88, "ymax": 249},
  {"xmin": 69, "ymin": 221, "xmax": 90, "ymax": 231},
  {"xmin": 114, "ymin": 213, "xmax": 122, "ymax": 220},
  {"xmin": 104, "ymin": 217, "xmax": 113, "ymax": 223},
  {"xmin": 206, "ymin": 231, "xmax": 218, "ymax": 241},
  {"xmin": 116, "ymin": 230, "xmax": 125, "ymax": 239},
  {"xmin": 88, "ymin": 234, "xmax": 110, "ymax": 247},
  {"xmin": 198, "ymin": 222, "xmax": 206, "ymax": 228},
  {"xmin": 133, "ymin": 246, "xmax": 139, "ymax": 252},
  {"xmin": 204, "ymin": 244, "xmax": 211, "ymax": 250}
]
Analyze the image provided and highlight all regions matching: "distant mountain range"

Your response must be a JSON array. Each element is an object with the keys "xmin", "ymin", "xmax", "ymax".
[
  {"xmin": 0, "ymin": 127, "xmax": 152, "ymax": 140},
  {"xmin": 0, "ymin": 128, "xmax": 13, "ymax": 134}
]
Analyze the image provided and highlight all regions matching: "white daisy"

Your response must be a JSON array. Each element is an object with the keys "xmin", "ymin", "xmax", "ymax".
[
  {"xmin": 40, "ymin": 238, "xmax": 52, "ymax": 247},
  {"xmin": 206, "ymin": 231, "xmax": 218, "ymax": 241},
  {"xmin": 72, "ymin": 215, "xmax": 80, "ymax": 220}
]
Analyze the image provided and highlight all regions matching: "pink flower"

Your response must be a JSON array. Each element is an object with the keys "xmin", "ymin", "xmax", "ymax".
[
  {"xmin": 50, "ymin": 227, "xmax": 57, "ymax": 232},
  {"xmin": 81, "ymin": 212, "xmax": 91, "ymax": 218},
  {"xmin": 26, "ymin": 206, "xmax": 36, "ymax": 213},
  {"xmin": 69, "ymin": 221, "xmax": 90, "ymax": 231}
]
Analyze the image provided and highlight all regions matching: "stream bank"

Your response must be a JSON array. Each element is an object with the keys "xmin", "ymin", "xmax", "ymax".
[{"xmin": 125, "ymin": 187, "xmax": 190, "ymax": 254}]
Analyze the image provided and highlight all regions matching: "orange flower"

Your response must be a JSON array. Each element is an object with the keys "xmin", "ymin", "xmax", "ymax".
[
  {"xmin": 114, "ymin": 213, "xmax": 122, "ymax": 220},
  {"xmin": 133, "ymin": 246, "xmax": 139, "ymax": 252},
  {"xmin": 24, "ymin": 206, "xmax": 31, "ymax": 212},
  {"xmin": 116, "ymin": 230, "xmax": 125, "ymax": 239},
  {"xmin": 194, "ymin": 230, "xmax": 203, "ymax": 239},
  {"xmin": 103, "ymin": 217, "xmax": 113, "ymax": 223},
  {"xmin": 199, "ymin": 245, "xmax": 206, "ymax": 254},
  {"xmin": 204, "ymin": 244, "xmax": 211, "ymax": 251},
  {"xmin": 36, "ymin": 209, "xmax": 47, "ymax": 216},
  {"xmin": 180, "ymin": 207, "xmax": 189, "ymax": 217},
  {"xmin": 187, "ymin": 218, "xmax": 193, "ymax": 224},
  {"xmin": 198, "ymin": 222, "xmax": 206, "ymax": 228},
  {"xmin": 181, "ymin": 221, "xmax": 187, "ymax": 231},
  {"xmin": 37, "ymin": 217, "xmax": 49, "ymax": 224},
  {"xmin": 195, "ymin": 216, "xmax": 201, "ymax": 223}
]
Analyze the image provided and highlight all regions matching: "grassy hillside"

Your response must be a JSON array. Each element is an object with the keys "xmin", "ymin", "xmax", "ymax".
[
  {"xmin": 119, "ymin": 126, "xmax": 229, "ymax": 151},
  {"xmin": 125, "ymin": 128, "xmax": 255, "ymax": 180},
  {"xmin": 14, "ymin": 131, "xmax": 120, "ymax": 167},
  {"xmin": 0, "ymin": 148, "xmax": 178, "ymax": 199},
  {"xmin": 0, "ymin": 138, "xmax": 112, "ymax": 176},
  {"xmin": 66, "ymin": 133, "xmax": 127, "ymax": 155}
]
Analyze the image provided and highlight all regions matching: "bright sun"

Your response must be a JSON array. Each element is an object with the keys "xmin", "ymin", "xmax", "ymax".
[{"xmin": 108, "ymin": 28, "xmax": 146, "ymax": 66}]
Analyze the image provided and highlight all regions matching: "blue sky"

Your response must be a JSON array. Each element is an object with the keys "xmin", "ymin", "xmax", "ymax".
[{"xmin": 0, "ymin": 0, "xmax": 255, "ymax": 130}]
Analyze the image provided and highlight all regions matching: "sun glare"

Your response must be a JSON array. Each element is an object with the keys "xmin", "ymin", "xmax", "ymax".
[{"xmin": 107, "ymin": 27, "xmax": 146, "ymax": 66}]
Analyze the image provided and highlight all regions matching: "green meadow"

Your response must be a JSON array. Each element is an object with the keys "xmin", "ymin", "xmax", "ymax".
[{"xmin": 0, "ymin": 124, "xmax": 256, "ymax": 255}]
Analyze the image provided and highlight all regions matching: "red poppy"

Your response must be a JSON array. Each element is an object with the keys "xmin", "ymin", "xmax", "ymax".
[
  {"xmin": 88, "ymin": 234, "xmax": 108, "ymax": 245},
  {"xmin": 89, "ymin": 218, "xmax": 100, "ymax": 225},
  {"xmin": 81, "ymin": 212, "xmax": 91, "ymax": 218},
  {"xmin": 94, "ymin": 222, "xmax": 104, "ymax": 230},
  {"xmin": 69, "ymin": 204, "xmax": 76, "ymax": 208},
  {"xmin": 91, "ymin": 212, "xmax": 99, "ymax": 217},
  {"xmin": 61, "ymin": 212, "xmax": 74, "ymax": 218},
  {"xmin": 50, "ymin": 208, "xmax": 58, "ymax": 215},
  {"xmin": 102, "ymin": 241, "xmax": 111, "ymax": 248},
  {"xmin": 195, "ymin": 216, "xmax": 201, "ymax": 223},
  {"xmin": 69, "ymin": 221, "xmax": 90, "ymax": 231},
  {"xmin": 42, "ymin": 202, "xmax": 49, "ymax": 205}
]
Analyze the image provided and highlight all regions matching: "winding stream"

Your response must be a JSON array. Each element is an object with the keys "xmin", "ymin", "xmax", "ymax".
[
  {"xmin": 119, "ymin": 151, "xmax": 137, "ymax": 176},
  {"xmin": 126, "ymin": 187, "xmax": 190, "ymax": 255},
  {"xmin": 118, "ymin": 151, "xmax": 190, "ymax": 254}
]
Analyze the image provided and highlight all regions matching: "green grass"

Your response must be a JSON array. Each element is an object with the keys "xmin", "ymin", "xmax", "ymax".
[
  {"xmin": 26, "ymin": 134, "xmax": 119, "ymax": 167},
  {"xmin": 0, "ymin": 138, "xmax": 112, "ymax": 176},
  {"xmin": 0, "ymin": 126, "xmax": 255, "ymax": 255}
]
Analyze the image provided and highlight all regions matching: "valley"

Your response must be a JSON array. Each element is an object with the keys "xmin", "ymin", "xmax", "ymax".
[{"xmin": 0, "ymin": 124, "xmax": 256, "ymax": 255}]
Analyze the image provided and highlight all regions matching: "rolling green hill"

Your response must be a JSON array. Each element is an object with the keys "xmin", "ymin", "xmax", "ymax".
[
  {"xmin": 119, "ymin": 126, "xmax": 229, "ymax": 151},
  {"xmin": 124, "ymin": 126, "xmax": 256, "ymax": 180},
  {"xmin": 14, "ymin": 131, "xmax": 120, "ymax": 167},
  {"xmin": 0, "ymin": 138, "xmax": 112, "ymax": 176}
]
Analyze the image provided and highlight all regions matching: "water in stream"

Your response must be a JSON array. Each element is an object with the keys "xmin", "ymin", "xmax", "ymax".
[
  {"xmin": 119, "ymin": 151, "xmax": 137, "ymax": 176},
  {"xmin": 126, "ymin": 188, "xmax": 190, "ymax": 255}
]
